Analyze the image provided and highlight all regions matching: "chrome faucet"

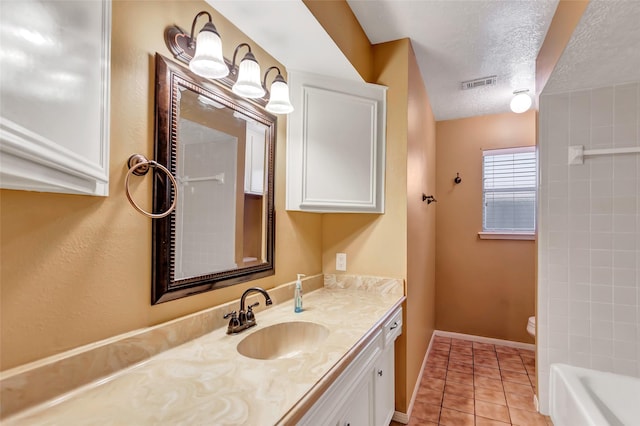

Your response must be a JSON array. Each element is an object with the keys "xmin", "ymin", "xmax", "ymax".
[{"xmin": 224, "ymin": 287, "xmax": 273, "ymax": 334}]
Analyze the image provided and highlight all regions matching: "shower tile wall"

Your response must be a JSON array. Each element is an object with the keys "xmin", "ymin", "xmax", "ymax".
[
  {"xmin": 537, "ymin": 82, "xmax": 640, "ymax": 414},
  {"xmin": 177, "ymin": 126, "xmax": 238, "ymax": 278}
]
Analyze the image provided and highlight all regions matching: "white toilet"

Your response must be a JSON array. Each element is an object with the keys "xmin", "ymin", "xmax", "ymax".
[{"xmin": 527, "ymin": 316, "xmax": 536, "ymax": 338}]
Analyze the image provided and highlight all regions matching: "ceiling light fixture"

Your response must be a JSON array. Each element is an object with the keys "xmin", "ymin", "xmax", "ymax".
[
  {"xmin": 165, "ymin": 11, "xmax": 293, "ymax": 114},
  {"xmin": 510, "ymin": 89, "xmax": 532, "ymax": 114}
]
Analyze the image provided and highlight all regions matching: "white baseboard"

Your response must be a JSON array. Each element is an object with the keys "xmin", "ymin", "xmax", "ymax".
[
  {"xmin": 391, "ymin": 411, "xmax": 409, "ymax": 423},
  {"xmin": 392, "ymin": 330, "xmax": 436, "ymax": 424},
  {"xmin": 434, "ymin": 330, "xmax": 535, "ymax": 351}
]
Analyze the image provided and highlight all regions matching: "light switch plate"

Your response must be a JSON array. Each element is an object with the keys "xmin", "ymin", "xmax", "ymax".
[{"xmin": 336, "ymin": 253, "xmax": 347, "ymax": 271}]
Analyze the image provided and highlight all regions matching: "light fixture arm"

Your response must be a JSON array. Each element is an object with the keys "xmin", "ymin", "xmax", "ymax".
[
  {"xmin": 231, "ymin": 43, "xmax": 253, "ymax": 70},
  {"xmin": 188, "ymin": 11, "xmax": 213, "ymax": 48},
  {"xmin": 262, "ymin": 66, "xmax": 283, "ymax": 89}
]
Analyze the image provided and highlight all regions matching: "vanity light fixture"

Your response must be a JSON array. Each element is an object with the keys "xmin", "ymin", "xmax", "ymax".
[
  {"xmin": 510, "ymin": 89, "xmax": 532, "ymax": 114},
  {"xmin": 164, "ymin": 11, "xmax": 293, "ymax": 114},
  {"xmin": 187, "ymin": 11, "xmax": 228, "ymax": 79},
  {"xmin": 231, "ymin": 43, "xmax": 265, "ymax": 99},
  {"xmin": 263, "ymin": 66, "xmax": 294, "ymax": 114}
]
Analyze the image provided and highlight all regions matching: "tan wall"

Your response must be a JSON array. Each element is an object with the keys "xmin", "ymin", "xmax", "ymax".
[
  {"xmin": 0, "ymin": 0, "xmax": 322, "ymax": 371},
  {"xmin": 302, "ymin": 0, "xmax": 373, "ymax": 81},
  {"xmin": 435, "ymin": 111, "xmax": 537, "ymax": 343},
  {"xmin": 308, "ymin": 1, "xmax": 438, "ymax": 412},
  {"xmin": 404, "ymin": 41, "xmax": 437, "ymax": 411}
]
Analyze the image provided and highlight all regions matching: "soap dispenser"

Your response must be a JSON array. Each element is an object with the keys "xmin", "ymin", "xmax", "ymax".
[{"xmin": 294, "ymin": 274, "xmax": 305, "ymax": 313}]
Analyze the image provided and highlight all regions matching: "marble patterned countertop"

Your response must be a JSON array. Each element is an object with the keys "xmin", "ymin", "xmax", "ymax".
[{"xmin": 4, "ymin": 276, "xmax": 404, "ymax": 425}]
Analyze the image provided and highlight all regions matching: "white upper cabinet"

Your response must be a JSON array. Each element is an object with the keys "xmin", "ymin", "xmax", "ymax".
[
  {"xmin": 244, "ymin": 123, "xmax": 266, "ymax": 195},
  {"xmin": 0, "ymin": 0, "xmax": 111, "ymax": 196},
  {"xmin": 286, "ymin": 71, "xmax": 386, "ymax": 213}
]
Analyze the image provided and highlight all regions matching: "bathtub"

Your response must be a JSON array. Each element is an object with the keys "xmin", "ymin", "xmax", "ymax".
[{"xmin": 549, "ymin": 363, "xmax": 640, "ymax": 426}]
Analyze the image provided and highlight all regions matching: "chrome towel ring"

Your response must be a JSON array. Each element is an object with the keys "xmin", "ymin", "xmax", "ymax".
[{"xmin": 125, "ymin": 154, "xmax": 178, "ymax": 219}]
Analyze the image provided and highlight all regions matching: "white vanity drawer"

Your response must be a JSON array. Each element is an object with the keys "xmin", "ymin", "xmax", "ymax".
[{"xmin": 383, "ymin": 307, "xmax": 402, "ymax": 346}]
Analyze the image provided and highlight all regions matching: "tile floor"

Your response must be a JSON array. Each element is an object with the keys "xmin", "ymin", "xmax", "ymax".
[{"xmin": 391, "ymin": 335, "xmax": 553, "ymax": 426}]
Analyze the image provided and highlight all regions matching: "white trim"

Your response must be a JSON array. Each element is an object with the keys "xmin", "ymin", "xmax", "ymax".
[
  {"xmin": 434, "ymin": 330, "xmax": 536, "ymax": 351},
  {"xmin": 482, "ymin": 145, "xmax": 535, "ymax": 156},
  {"xmin": 478, "ymin": 232, "xmax": 536, "ymax": 241},
  {"xmin": 392, "ymin": 331, "xmax": 435, "ymax": 424}
]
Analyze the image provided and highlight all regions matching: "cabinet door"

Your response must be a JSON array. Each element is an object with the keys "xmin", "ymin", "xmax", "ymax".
[
  {"xmin": 286, "ymin": 70, "xmax": 386, "ymax": 213},
  {"xmin": 0, "ymin": 0, "xmax": 111, "ymax": 196},
  {"xmin": 338, "ymin": 371, "xmax": 374, "ymax": 426},
  {"xmin": 374, "ymin": 344, "xmax": 395, "ymax": 426},
  {"xmin": 244, "ymin": 124, "xmax": 266, "ymax": 195}
]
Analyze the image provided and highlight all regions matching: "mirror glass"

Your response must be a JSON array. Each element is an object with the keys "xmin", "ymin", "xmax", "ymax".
[{"xmin": 152, "ymin": 54, "xmax": 275, "ymax": 304}]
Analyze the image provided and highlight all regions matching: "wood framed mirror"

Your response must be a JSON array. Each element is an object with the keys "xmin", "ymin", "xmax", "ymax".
[{"xmin": 152, "ymin": 54, "xmax": 275, "ymax": 304}]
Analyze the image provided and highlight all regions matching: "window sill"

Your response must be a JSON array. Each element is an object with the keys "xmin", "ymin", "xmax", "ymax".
[{"xmin": 478, "ymin": 232, "xmax": 536, "ymax": 241}]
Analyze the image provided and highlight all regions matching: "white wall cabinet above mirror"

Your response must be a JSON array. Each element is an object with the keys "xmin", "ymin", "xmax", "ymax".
[
  {"xmin": 286, "ymin": 71, "xmax": 386, "ymax": 213},
  {"xmin": 0, "ymin": 0, "xmax": 111, "ymax": 196}
]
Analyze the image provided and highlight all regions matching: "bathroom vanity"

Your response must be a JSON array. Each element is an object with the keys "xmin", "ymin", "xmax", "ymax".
[{"xmin": 2, "ymin": 275, "xmax": 404, "ymax": 425}]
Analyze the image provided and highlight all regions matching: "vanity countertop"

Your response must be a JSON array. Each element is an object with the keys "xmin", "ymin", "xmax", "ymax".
[{"xmin": 6, "ymin": 285, "xmax": 404, "ymax": 425}]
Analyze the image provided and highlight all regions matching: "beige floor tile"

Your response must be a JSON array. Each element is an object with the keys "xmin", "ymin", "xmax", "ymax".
[
  {"xmin": 475, "ymin": 358, "xmax": 500, "ymax": 368},
  {"xmin": 475, "ymin": 399, "xmax": 511, "ymax": 423},
  {"xmin": 474, "ymin": 349, "xmax": 498, "ymax": 359},
  {"xmin": 509, "ymin": 406, "xmax": 548, "ymax": 426},
  {"xmin": 501, "ymin": 370, "xmax": 531, "ymax": 385},
  {"xmin": 424, "ymin": 366, "xmax": 447, "ymax": 380},
  {"xmin": 475, "ymin": 366, "xmax": 502, "ymax": 379},
  {"xmin": 412, "ymin": 400, "xmax": 441, "ymax": 423},
  {"xmin": 473, "ymin": 342, "xmax": 496, "ymax": 351},
  {"xmin": 499, "ymin": 361, "xmax": 527, "ymax": 373},
  {"xmin": 503, "ymin": 380, "xmax": 534, "ymax": 396},
  {"xmin": 475, "ymin": 387, "xmax": 507, "ymax": 405},
  {"xmin": 439, "ymin": 407, "xmax": 475, "ymax": 426},
  {"xmin": 451, "ymin": 338, "xmax": 473, "ymax": 348},
  {"xmin": 475, "ymin": 416, "xmax": 510, "ymax": 426},
  {"xmin": 443, "ymin": 392, "xmax": 475, "ymax": 414},
  {"xmin": 446, "ymin": 370, "xmax": 474, "ymax": 385},
  {"xmin": 416, "ymin": 387, "xmax": 443, "ymax": 406},
  {"xmin": 444, "ymin": 381, "xmax": 474, "ymax": 399},
  {"xmin": 451, "ymin": 347, "xmax": 473, "ymax": 357},
  {"xmin": 448, "ymin": 361, "xmax": 474, "ymax": 375},
  {"xmin": 422, "ymin": 377, "xmax": 446, "ymax": 392},
  {"xmin": 506, "ymin": 391, "xmax": 537, "ymax": 412},
  {"xmin": 450, "ymin": 354, "xmax": 474, "ymax": 365},
  {"xmin": 475, "ymin": 375, "xmax": 504, "ymax": 391}
]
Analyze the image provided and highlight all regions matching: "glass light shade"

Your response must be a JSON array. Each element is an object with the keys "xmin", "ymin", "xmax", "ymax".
[
  {"xmin": 266, "ymin": 75, "xmax": 294, "ymax": 114},
  {"xmin": 189, "ymin": 23, "xmax": 228, "ymax": 79},
  {"xmin": 510, "ymin": 92, "xmax": 532, "ymax": 113},
  {"xmin": 232, "ymin": 53, "xmax": 265, "ymax": 99}
]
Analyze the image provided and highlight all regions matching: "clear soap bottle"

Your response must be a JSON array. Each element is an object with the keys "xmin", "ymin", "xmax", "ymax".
[{"xmin": 294, "ymin": 273, "xmax": 305, "ymax": 313}]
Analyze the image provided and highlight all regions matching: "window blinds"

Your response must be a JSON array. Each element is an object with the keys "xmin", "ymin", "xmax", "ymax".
[{"xmin": 482, "ymin": 147, "xmax": 537, "ymax": 232}]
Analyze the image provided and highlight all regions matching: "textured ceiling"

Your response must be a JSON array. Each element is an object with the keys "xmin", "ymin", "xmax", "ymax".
[
  {"xmin": 544, "ymin": 1, "xmax": 640, "ymax": 94},
  {"xmin": 348, "ymin": 0, "xmax": 558, "ymax": 121}
]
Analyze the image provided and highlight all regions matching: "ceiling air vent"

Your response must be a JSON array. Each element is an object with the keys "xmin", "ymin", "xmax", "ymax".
[{"xmin": 461, "ymin": 75, "xmax": 497, "ymax": 90}]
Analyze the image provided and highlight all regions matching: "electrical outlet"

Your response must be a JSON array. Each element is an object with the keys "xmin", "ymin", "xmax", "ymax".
[{"xmin": 336, "ymin": 253, "xmax": 347, "ymax": 271}]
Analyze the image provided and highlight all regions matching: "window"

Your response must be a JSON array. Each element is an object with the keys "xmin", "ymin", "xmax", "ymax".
[{"xmin": 481, "ymin": 147, "xmax": 536, "ymax": 238}]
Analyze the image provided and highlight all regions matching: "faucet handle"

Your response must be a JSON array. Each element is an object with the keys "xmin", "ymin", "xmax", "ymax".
[
  {"xmin": 224, "ymin": 311, "xmax": 241, "ymax": 335},
  {"xmin": 246, "ymin": 302, "xmax": 260, "ymax": 323}
]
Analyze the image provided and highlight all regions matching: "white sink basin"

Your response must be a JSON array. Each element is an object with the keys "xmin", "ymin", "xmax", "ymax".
[{"xmin": 237, "ymin": 321, "xmax": 330, "ymax": 360}]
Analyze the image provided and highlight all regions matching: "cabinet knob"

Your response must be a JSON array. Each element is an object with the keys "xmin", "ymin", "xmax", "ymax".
[
  {"xmin": 390, "ymin": 322, "xmax": 398, "ymax": 330},
  {"xmin": 378, "ymin": 369, "xmax": 383, "ymax": 376}
]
